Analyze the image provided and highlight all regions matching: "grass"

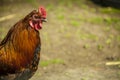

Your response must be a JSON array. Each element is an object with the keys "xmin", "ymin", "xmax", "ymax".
[
  {"xmin": 88, "ymin": 17, "xmax": 103, "ymax": 24},
  {"xmin": 107, "ymin": 18, "xmax": 120, "ymax": 31},
  {"xmin": 70, "ymin": 20, "xmax": 80, "ymax": 27},
  {"xmin": 81, "ymin": 78, "xmax": 87, "ymax": 80},
  {"xmin": 26, "ymin": 0, "xmax": 38, "ymax": 7},
  {"xmin": 69, "ymin": 15, "xmax": 119, "ymax": 30},
  {"xmin": 102, "ymin": 17, "xmax": 120, "ymax": 31},
  {"xmin": 79, "ymin": 33, "xmax": 98, "ymax": 41},
  {"xmin": 46, "ymin": 4, "xmax": 54, "ymax": 11},
  {"xmin": 105, "ymin": 35, "xmax": 114, "ymax": 45},
  {"xmin": 103, "ymin": 27, "xmax": 111, "ymax": 32},
  {"xmin": 100, "ymin": 7, "xmax": 120, "ymax": 14},
  {"xmin": 59, "ymin": 0, "xmax": 85, "ymax": 7},
  {"xmin": 106, "ymin": 39, "xmax": 112, "ymax": 45},
  {"xmin": 83, "ymin": 44, "xmax": 90, "ymax": 49},
  {"xmin": 114, "ymin": 24, "xmax": 120, "ymax": 31},
  {"xmin": 41, "ymin": 0, "xmax": 120, "ymax": 33},
  {"xmin": 40, "ymin": 59, "xmax": 64, "ymax": 67},
  {"xmin": 87, "ymin": 16, "xmax": 119, "ymax": 25},
  {"xmin": 117, "ymin": 36, "xmax": 120, "ymax": 41},
  {"xmin": 57, "ymin": 14, "xmax": 65, "ymax": 20},
  {"xmin": 105, "ymin": 17, "xmax": 120, "ymax": 24},
  {"xmin": 0, "ymin": 27, "xmax": 7, "ymax": 39},
  {"xmin": 97, "ymin": 44, "xmax": 104, "ymax": 51}
]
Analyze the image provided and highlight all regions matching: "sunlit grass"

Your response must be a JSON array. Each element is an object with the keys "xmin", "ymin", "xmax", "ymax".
[
  {"xmin": 57, "ymin": 14, "xmax": 65, "ymax": 20},
  {"xmin": 79, "ymin": 33, "xmax": 98, "ymax": 41},
  {"xmin": 40, "ymin": 59, "xmax": 64, "ymax": 67},
  {"xmin": 100, "ymin": 7, "xmax": 120, "ymax": 14},
  {"xmin": 103, "ymin": 27, "xmax": 111, "ymax": 32},
  {"xmin": 81, "ymin": 4, "xmax": 89, "ymax": 10},
  {"xmin": 106, "ymin": 39, "xmax": 112, "ymax": 45},
  {"xmin": 46, "ymin": 4, "xmax": 54, "ymax": 11},
  {"xmin": 65, "ymin": 1, "xmax": 73, "ymax": 8},
  {"xmin": 87, "ymin": 16, "xmax": 119, "ymax": 25},
  {"xmin": 117, "ymin": 36, "xmax": 120, "ymax": 41},
  {"xmin": 70, "ymin": 20, "xmax": 80, "ymax": 27},
  {"xmin": 88, "ymin": 17, "xmax": 103, "ymax": 24},
  {"xmin": 114, "ymin": 25, "xmax": 120, "ymax": 31},
  {"xmin": 0, "ymin": 28, "xmax": 7, "ymax": 39},
  {"xmin": 64, "ymin": 33, "xmax": 72, "ymax": 38},
  {"xmin": 105, "ymin": 18, "xmax": 120, "ymax": 31},
  {"xmin": 97, "ymin": 44, "xmax": 104, "ymax": 51},
  {"xmin": 86, "ymin": 17, "xmax": 120, "ymax": 31},
  {"xmin": 26, "ymin": 0, "xmax": 38, "ymax": 7},
  {"xmin": 83, "ymin": 44, "xmax": 90, "ymax": 49},
  {"xmin": 105, "ymin": 17, "xmax": 120, "ymax": 24},
  {"xmin": 69, "ymin": 15, "xmax": 119, "ymax": 30}
]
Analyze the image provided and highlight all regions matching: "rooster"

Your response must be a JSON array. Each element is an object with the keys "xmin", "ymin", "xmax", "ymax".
[{"xmin": 0, "ymin": 6, "xmax": 47, "ymax": 80}]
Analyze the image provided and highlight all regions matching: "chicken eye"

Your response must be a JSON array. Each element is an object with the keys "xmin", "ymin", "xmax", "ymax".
[{"xmin": 33, "ymin": 15, "xmax": 41, "ymax": 19}]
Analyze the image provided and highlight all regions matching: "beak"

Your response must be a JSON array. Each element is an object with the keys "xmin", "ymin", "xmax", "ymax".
[{"xmin": 42, "ymin": 18, "xmax": 47, "ymax": 22}]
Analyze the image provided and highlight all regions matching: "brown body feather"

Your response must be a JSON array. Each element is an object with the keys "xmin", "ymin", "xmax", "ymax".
[{"xmin": 0, "ymin": 10, "xmax": 41, "ymax": 76}]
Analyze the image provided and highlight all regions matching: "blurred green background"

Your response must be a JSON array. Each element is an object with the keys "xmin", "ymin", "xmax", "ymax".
[{"xmin": 0, "ymin": 0, "xmax": 120, "ymax": 80}]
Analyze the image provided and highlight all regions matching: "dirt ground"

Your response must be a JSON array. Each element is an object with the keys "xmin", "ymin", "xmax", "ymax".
[{"xmin": 0, "ymin": 0, "xmax": 120, "ymax": 80}]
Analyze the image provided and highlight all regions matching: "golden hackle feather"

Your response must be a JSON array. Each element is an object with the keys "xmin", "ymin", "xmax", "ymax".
[{"xmin": 0, "ymin": 11, "xmax": 40, "ymax": 74}]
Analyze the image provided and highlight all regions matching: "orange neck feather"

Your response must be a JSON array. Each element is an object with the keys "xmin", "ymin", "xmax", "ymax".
[{"xmin": 0, "ymin": 21, "xmax": 40, "ymax": 72}]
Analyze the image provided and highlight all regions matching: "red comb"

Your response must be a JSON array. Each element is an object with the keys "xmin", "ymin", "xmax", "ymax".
[{"xmin": 38, "ymin": 6, "xmax": 46, "ymax": 18}]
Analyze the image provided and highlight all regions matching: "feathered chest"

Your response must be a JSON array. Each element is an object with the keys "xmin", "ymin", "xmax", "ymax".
[
  {"xmin": 12, "ymin": 27, "xmax": 41, "ymax": 69},
  {"xmin": 0, "ymin": 26, "xmax": 41, "ymax": 73}
]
